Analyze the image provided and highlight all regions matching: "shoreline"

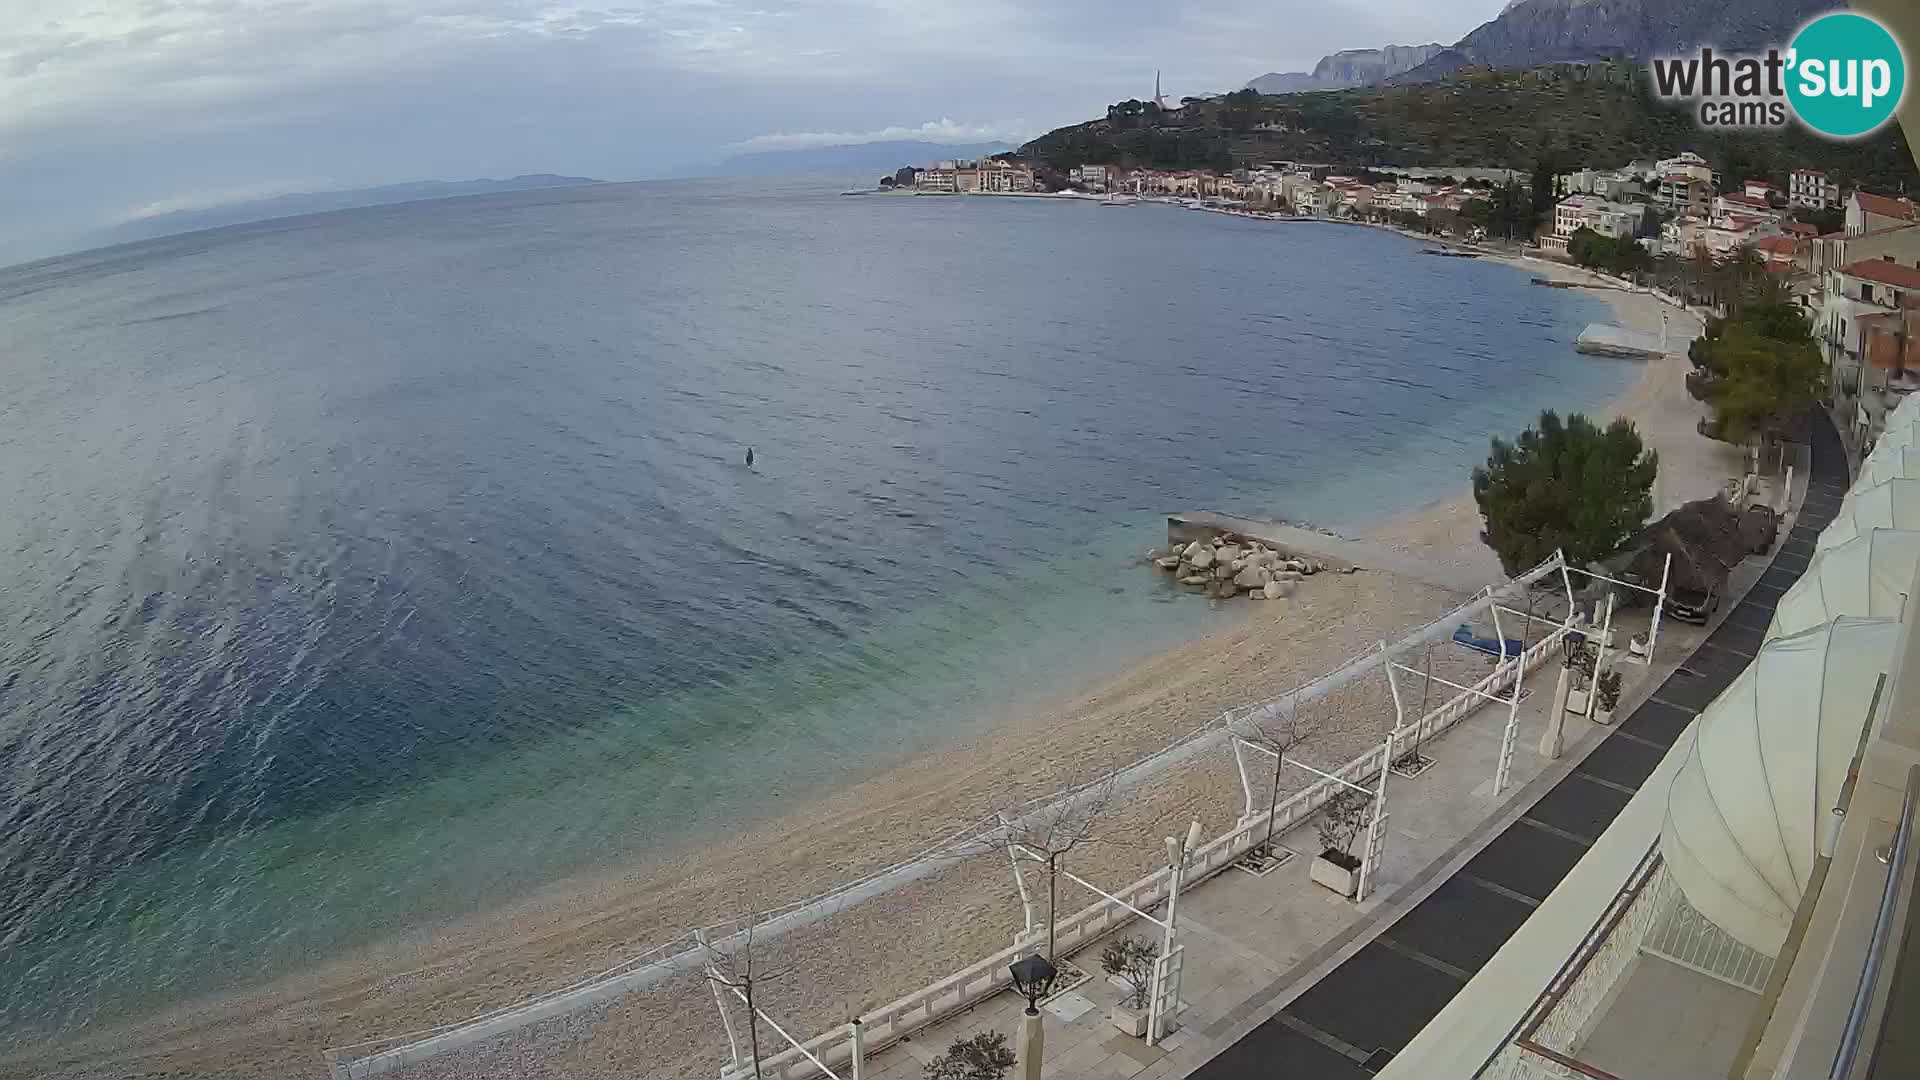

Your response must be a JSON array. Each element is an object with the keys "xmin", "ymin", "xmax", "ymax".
[{"xmin": 4, "ymin": 231, "xmax": 1712, "ymax": 1080}]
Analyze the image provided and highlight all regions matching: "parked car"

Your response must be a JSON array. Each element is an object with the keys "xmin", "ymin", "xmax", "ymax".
[{"xmin": 1668, "ymin": 580, "xmax": 1722, "ymax": 624}]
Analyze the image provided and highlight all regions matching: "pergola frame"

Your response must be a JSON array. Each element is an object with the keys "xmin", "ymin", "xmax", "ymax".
[
  {"xmin": 1231, "ymin": 736, "xmax": 1393, "ymax": 899},
  {"xmin": 1005, "ymin": 831, "xmax": 1200, "ymax": 1045}
]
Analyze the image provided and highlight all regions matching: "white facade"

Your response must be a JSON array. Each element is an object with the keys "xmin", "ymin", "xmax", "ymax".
[
  {"xmin": 1790, "ymin": 169, "xmax": 1839, "ymax": 210},
  {"xmin": 1549, "ymin": 193, "xmax": 1646, "ymax": 250},
  {"xmin": 1068, "ymin": 165, "xmax": 1108, "ymax": 192},
  {"xmin": 1654, "ymin": 152, "xmax": 1713, "ymax": 184}
]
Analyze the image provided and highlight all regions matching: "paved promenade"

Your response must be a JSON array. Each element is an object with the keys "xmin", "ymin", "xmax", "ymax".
[{"xmin": 845, "ymin": 414, "xmax": 1843, "ymax": 1080}]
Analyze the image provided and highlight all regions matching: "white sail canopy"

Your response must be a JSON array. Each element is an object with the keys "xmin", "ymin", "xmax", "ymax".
[
  {"xmin": 1768, "ymin": 530, "xmax": 1920, "ymax": 641},
  {"xmin": 1661, "ymin": 617, "xmax": 1900, "ymax": 956},
  {"xmin": 1820, "ymin": 478, "xmax": 1920, "ymax": 550},
  {"xmin": 1843, "ymin": 448, "xmax": 1920, "ymax": 510},
  {"xmin": 1884, "ymin": 392, "xmax": 1920, "ymax": 430},
  {"xmin": 1874, "ymin": 415, "xmax": 1920, "ymax": 455}
]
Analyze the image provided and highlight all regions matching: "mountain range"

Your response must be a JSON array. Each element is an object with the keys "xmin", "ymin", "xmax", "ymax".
[
  {"xmin": 1391, "ymin": 0, "xmax": 1833, "ymax": 83},
  {"xmin": 1245, "ymin": 45, "xmax": 1447, "ymax": 95},
  {"xmin": 96, "ymin": 175, "xmax": 600, "ymax": 248},
  {"xmin": 1248, "ymin": 0, "xmax": 1832, "ymax": 93},
  {"xmin": 704, "ymin": 140, "xmax": 1013, "ymax": 179}
]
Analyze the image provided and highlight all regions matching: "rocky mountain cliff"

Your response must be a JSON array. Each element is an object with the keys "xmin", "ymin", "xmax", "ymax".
[
  {"xmin": 1393, "ymin": 0, "xmax": 1832, "ymax": 83},
  {"xmin": 1245, "ymin": 44, "xmax": 1444, "ymax": 94}
]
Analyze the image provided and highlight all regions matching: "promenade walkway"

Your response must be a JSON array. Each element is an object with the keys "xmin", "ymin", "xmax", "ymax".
[
  {"xmin": 1188, "ymin": 410, "xmax": 1847, "ymax": 1078},
  {"xmin": 845, "ymin": 413, "xmax": 1843, "ymax": 1080}
]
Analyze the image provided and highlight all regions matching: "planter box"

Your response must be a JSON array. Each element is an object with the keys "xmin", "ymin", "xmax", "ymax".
[
  {"xmin": 1595, "ymin": 707, "xmax": 1615, "ymax": 725},
  {"xmin": 1109, "ymin": 1004, "xmax": 1148, "ymax": 1037},
  {"xmin": 1567, "ymin": 688, "xmax": 1591, "ymax": 714},
  {"xmin": 1310, "ymin": 851, "xmax": 1360, "ymax": 898}
]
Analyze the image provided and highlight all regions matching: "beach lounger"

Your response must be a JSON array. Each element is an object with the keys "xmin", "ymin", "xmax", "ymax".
[{"xmin": 1452, "ymin": 624, "xmax": 1525, "ymax": 660}]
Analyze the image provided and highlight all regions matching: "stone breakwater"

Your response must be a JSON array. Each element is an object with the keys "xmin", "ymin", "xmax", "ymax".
[{"xmin": 1147, "ymin": 533, "xmax": 1353, "ymax": 600}]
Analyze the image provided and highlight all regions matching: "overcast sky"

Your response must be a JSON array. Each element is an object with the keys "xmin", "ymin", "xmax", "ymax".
[{"xmin": 0, "ymin": 0, "xmax": 1506, "ymax": 263}]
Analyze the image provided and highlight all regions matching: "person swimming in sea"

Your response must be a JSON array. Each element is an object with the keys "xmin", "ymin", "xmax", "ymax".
[{"xmin": 745, "ymin": 446, "xmax": 755, "ymax": 468}]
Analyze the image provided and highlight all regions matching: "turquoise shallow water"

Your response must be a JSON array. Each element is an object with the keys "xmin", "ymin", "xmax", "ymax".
[{"xmin": 0, "ymin": 180, "xmax": 1623, "ymax": 1036}]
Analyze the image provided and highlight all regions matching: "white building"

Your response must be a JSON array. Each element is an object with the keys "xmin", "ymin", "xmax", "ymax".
[
  {"xmin": 1847, "ymin": 190, "xmax": 1919, "ymax": 236},
  {"xmin": 1790, "ymin": 169, "xmax": 1840, "ymax": 210},
  {"xmin": 1067, "ymin": 165, "xmax": 1109, "ymax": 193},
  {"xmin": 1544, "ymin": 193, "xmax": 1647, "ymax": 252},
  {"xmin": 1654, "ymin": 151, "xmax": 1714, "ymax": 184},
  {"xmin": 1815, "ymin": 223, "xmax": 1920, "ymax": 397},
  {"xmin": 978, "ymin": 159, "xmax": 1035, "ymax": 193}
]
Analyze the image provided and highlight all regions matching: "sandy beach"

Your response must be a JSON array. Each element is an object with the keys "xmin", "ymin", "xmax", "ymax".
[{"xmin": 3, "ymin": 255, "xmax": 1724, "ymax": 1080}]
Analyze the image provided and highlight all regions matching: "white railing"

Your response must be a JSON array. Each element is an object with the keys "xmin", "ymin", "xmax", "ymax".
[
  {"xmin": 728, "ymin": 629, "xmax": 1572, "ymax": 1080},
  {"xmin": 1641, "ymin": 872, "xmax": 1775, "ymax": 993},
  {"xmin": 1479, "ymin": 844, "xmax": 1666, "ymax": 1080},
  {"xmin": 329, "ymin": 555, "xmax": 1573, "ymax": 1078}
]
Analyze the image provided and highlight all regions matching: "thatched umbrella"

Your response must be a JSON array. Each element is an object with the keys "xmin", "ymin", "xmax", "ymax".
[{"xmin": 1618, "ymin": 496, "xmax": 1753, "ymax": 602}]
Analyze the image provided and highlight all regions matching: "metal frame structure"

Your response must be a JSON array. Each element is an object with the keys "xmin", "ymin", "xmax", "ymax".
[
  {"xmin": 1231, "ymin": 737, "xmax": 1388, "ymax": 899},
  {"xmin": 1004, "ymin": 822, "xmax": 1202, "ymax": 1046}
]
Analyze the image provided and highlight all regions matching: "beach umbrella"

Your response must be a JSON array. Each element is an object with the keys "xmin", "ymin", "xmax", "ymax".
[
  {"xmin": 1825, "ymin": 477, "xmax": 1920, "ymax": 549},
  {"xmin": 1661, "ymin": 617, "xmax": 1901, "ymax": 956},
  {"xmin": 1768, "ymin": 528, "xmax": 1920, "ymax": 641}
]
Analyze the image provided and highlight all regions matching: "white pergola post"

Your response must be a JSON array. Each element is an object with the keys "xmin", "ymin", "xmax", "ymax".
[
  {"xmin": 721, "ymin": 985, "xmax": 844, "ymax": 1080},
  {"xmin": 1148, "ymin": 822, "xmax": 1201, "ymax": 1045},
  {"xmin": 1356, "ymin": 739, "xmax": 1393, "ymax": 902},
  {"xmin": 1583, "ymin": 593, "xmax": 1616, "ymax": 720},
  {"xmin": 1495, "ymin": 654, "xmax": 1525, "ymax": 795},
  {"xmin": 1381, "ymin": 639, "xmax": 1407, "ymax": 753},
  {"xmin": 1230, "ymin": 735, "xmax": 1258, "ymax": 824},
  {"xmin": 1006, "ymin": 844, "xmax": 1038, "ymax": 947},
  {"xmin": 1558, "ymin": 549, "xmax": 1576, "ymax": 614},
  {"xmin": 849, "ymin": 1018, "xmax": 864, "ymax": 1080},
  {"xmin": 1647, "ymin": 552, "xmax": 1672, "ymax": 663},
  {"xmin": 697, "ymin": 930, "xmax": 744, "ymax": 1073}
]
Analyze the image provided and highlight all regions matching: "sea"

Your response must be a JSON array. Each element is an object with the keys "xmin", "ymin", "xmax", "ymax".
[{"xmin": 0, "ymin": 179, "xmax": 1623, "ymax": 1039}]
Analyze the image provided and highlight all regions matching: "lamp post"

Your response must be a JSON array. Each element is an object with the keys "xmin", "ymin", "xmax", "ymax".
[{"xmin": 1008, "ymin": 953, "xmax": 1058, "ymax": 1080}]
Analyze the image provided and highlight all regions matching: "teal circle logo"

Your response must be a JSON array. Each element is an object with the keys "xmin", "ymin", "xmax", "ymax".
[{"xmin": 1787, "ymin": 12, "xmax": 1906, "ymax": 139}]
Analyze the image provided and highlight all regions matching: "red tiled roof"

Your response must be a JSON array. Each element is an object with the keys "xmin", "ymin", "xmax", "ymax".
[
  {"xmin": 1755, "ymin": 236, "xmax": 1797, "ymax": 254},
  {"xmin": 1856, "ymin": 192, "xmax": 1918, "ymax": 221},
  {"xmin": 1793, "ymin": 168, "xmax": 1827, "ymax": 177},
  {"xmin": 1841, "ymin": 258, "xmax": 1920, "ymax": 289},
  {"xmin": 1720, "ymin": 192, "xmax": 1774, "ymax": 209}
]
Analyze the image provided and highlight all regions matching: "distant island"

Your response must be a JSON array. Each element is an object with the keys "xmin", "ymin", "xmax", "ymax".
[
  {"xmin": 94, "ymin": 174, "xmax": 602, "ymax": 247},
  {"xmin": 705, "ymin": 140, "xmax": 1013, "ymax": 179}
]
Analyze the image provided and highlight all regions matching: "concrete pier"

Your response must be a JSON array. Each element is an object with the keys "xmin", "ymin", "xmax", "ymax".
[{"xmin": 1165, "ymin": 511, "xmax": 1493, "ymax": 595}]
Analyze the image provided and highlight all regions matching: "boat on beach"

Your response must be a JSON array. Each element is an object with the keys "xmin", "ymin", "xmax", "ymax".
[{"xmin": 1101, "ymin": 194, "xmax": 1138, "ymax": 206}]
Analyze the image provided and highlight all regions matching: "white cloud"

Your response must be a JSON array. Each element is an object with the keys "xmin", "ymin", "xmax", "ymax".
[
  {"xmin": 730, "ymin": 118, "xmax": 1032, "ymax": 152},
  {"xmin": 115, "ymin": 179, "xmax": 336, "ymax": 222}
]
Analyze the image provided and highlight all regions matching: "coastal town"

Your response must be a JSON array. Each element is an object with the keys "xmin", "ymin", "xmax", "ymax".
[{"xmin": 883, "ymin": 144, "xmax": 1919, "ymax": 460}]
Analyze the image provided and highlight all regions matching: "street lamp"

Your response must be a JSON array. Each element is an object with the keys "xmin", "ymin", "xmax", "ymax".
[{"xmin": 1008, "ymin": 953, "xmax": 1057, "ymax": 1080}]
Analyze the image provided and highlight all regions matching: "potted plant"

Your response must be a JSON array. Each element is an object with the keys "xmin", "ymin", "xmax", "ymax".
[
  {"xmin": 1098, "ymin": 937, "xmax": 1159, "ymax": 1036},
  {"xmin": 1564, "ymin": 645, "xmax": 1597, "ymax": 715},
  {"xmin": 926, "ymin": 1031, "xmax": 1016, "ymax": 1080},
  {"xmin": 1595, "ymin": 669, "xmax": 1622, "ymax": 724},
  {"xmin": 1309, "ymin": 789, "xmax": 1371, "ymax": 898}
]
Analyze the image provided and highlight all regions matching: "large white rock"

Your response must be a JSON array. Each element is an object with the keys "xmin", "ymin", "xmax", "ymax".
[
  {"xmin": 1179, "ymin": 574, "xmax": 1211, "ymax": 587},
  {"xmin": 1155, "ymin": 556, "xmax": 1182, "ymax": 571},
  {"xmin": 1234, "ymin": 565, "xmax": 1268, "ymax": 589},
  {"xmin": 1264, "ymin": 580, "xmax": 1290, "ymax": 600},
  {"xmin": 1215, "ymin": 545, "xmax": 1243, "ymax": 564},
  {"xmin": 1187, "ymin": 545, "xmax": 1216, "ymax": 570},
  {"xmin": 1273, "ymin": 570, "xmax": 1303, "ymax": 582}
]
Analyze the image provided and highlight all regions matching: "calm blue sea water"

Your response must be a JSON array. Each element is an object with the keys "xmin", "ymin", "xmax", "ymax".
[{"xmin": 0, "ymin": 179, "xmax": 1620, "ymax": 1037}]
